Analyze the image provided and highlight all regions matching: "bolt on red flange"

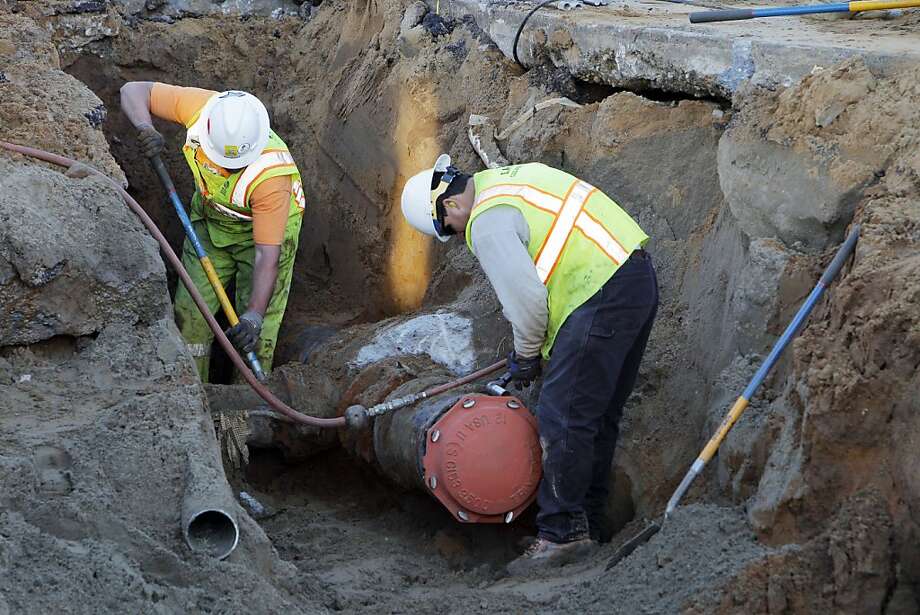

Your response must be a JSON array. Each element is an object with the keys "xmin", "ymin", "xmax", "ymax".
[{"xmin": 421, "ymin": 395, "xmax": 542, "ymax": 524}]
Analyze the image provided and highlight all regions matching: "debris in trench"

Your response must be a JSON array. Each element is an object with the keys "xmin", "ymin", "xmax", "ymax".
[{"xmin": 218, "ymin": 412, "xmax": 251, "ymax": 470}]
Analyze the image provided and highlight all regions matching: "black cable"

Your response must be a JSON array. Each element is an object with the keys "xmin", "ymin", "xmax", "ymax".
[
  {"xmin": 512, "ymin": 0, "xmax": 723, "ymax": 69},
  {"xmin": 512, "ymin": 0, "xmax": 557, "ymax": 69}
]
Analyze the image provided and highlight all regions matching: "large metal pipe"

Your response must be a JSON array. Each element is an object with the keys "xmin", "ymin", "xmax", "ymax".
[
  {"xmin": 209, "ymin": 359, "xmax": 543, "ymax": 524},
  {"xmin": 372, "ymin": 384, "xmax": 464, "ymax": 490},
  {"xmin": 370, "ymin": 379, "xmax": 543, "ymax": 524}
]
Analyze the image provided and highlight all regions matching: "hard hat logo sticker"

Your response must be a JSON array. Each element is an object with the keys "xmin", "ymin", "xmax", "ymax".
[{"xmin": 224, "ymin": 145, "xmax": 240, "ymax": 158}]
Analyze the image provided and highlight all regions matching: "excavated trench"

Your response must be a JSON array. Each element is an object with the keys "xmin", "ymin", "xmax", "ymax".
[
  {"xmin": 62, "ymin": 12, "xmax": 770, "ymax": 576},
  {"xmin": 5, "ymin": 0, "xmax": 916, "ymax": 611},
  {"xmin": 56, "ymin": 7, "xmax": 750, "ymax": 576}
]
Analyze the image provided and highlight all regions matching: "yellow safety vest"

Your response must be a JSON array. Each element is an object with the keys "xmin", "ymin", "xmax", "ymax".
[
  {"xmin": 466, "ymin": 163, "xmax": 649, "ymax": 358},
  {"xmin": 181, "ymin": 96, "xmax": 305, "ymax": 229}
]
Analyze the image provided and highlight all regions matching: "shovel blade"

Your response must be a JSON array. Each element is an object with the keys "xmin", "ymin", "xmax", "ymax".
[{"xmin": 605, "ymin": 522, "xmax": 661, "ymax": 570}]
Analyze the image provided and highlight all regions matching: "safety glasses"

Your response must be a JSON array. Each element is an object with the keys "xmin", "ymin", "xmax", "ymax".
[{"xmin": 431, "ymin": 165, "xmax": 460, "ymax": 237}]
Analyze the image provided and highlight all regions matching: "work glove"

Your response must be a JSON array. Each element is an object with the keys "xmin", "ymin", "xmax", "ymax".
[
  {"xmin": 507, "ymin": 351, "xmax": 542, "ymax": 389},
  {"xmin": 136, "ymin": 124, "xmax": 165, "ymax": 159},
  {"xmin": 225, "ymin": 311, "xmax": 263, "ymax": 355}
]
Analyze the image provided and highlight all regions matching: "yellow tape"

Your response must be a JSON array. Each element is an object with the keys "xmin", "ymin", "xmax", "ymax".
[
  {"xmin": 850, "ymin": 0, "xmax": 920, "ymax": 10},
  {"xmin": 699, "ymin": 396, "xmax": 749, "ymax": 462},
  {"xmin": 200, "ymin": 256, "xmax": 240, "ymax": 326}
]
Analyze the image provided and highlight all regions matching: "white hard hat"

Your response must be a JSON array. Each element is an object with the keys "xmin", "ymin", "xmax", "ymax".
[
  {"xmin": 199, "ymin": 90, "xmax": 270, "ymax": 169},
  {"xmin": 400, "ymin": 153, "xmax": 454, "ymax": 242}
]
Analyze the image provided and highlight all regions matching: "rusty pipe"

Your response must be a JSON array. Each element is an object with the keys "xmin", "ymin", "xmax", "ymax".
[
  {"xmin": 427, "ymin": 359, "xmax": 508, "ymax": 396},
  {"xmin": 345, "ymin": 358, "xmax": 508, "ymax": 430},
  {"xmin": 0, "ymin": 141, "xmax": 345, "ymax": 429}
]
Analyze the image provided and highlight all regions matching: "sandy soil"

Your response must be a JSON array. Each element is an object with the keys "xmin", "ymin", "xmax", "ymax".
[{"xmin": 1, "ymin": 0, "xmax": 918, "ymax": 612}]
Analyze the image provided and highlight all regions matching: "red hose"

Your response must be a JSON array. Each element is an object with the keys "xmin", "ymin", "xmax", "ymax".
[
  {"xmin": 426, "ymin": 359, "xmax": 507, "ymax": 397},
  {"xmin": 1, "ymin": 141, "xmax": 345, "ymax": 428}
]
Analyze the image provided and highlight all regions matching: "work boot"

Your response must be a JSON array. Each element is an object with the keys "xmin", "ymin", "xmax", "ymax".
[
  {"xmin": 506, "ymin": 537, "xmax": 595, "ymax": 576},
  {"xmin": 588, "ymin": 513, "xmax": 613, "ymax": 544}
]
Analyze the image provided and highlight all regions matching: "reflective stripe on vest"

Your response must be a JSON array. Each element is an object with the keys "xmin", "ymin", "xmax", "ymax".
[
  {"xmin": 467, "ymin": 163, "xmax": 649, "ymax": 358},
  {"xmin": 475, "ymin": 180, "xmax": 631, "ymax": 283},
  {"xmin": 292, "ymin": 179, "xmax": 306, "ymax": 211},
  {"xmin": 230, "ymin": 150, "xmax": 296, "ymax": 208},
  {"xmin": 183, "ymin": 107, "xmax": 301, "ymax": 223},
  {"xmin": 206, "ymin": 199, "xmax": 253, "ymax": 222}
]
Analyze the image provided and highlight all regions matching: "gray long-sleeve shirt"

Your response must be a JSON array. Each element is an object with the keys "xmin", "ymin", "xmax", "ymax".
[{"xmin": 470, "ymin": 206, "xmax": 548, "ymax": 358}]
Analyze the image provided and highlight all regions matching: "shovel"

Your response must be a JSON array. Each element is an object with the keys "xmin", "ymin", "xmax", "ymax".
[
  {"xmin": 689, "ymin": 0, "xmax": 920, "ymax": 22},
  {"xmin": 149, "ymin": 156, "xmax": 267, "ymax": 382},
  {"xmin": 606, "ymin": 225, "xmax": 860, "ymax": 570}
]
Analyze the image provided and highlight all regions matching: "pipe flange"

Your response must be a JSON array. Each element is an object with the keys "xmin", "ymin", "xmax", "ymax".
[{"xmin": 422, "ymin": 395, "xmax": 541, "ymax": 524}]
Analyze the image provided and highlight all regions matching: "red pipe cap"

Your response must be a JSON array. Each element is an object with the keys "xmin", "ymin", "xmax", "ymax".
[{"xmin": 422, "ymin": 395, "xmax": 542, "ymax": 524}]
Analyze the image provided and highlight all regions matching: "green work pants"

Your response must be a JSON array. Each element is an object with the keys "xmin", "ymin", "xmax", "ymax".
[{"xmin": 173, "ymin": 203, "xmax": 302, "ymax": 383}]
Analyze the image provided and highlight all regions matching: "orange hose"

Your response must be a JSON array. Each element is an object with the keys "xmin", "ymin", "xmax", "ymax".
[{"xmin": 1, "ymin": 141, "xmax": 345, "ymax": 428}]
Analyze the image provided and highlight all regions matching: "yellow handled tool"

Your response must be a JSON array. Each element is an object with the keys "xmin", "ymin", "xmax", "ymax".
[
  {"xmin": 690, "ymin": 0, "xmax": 920, "ymax": 22},
  {"xmin": 607, "ymin": 225, "xmax": 860, "ymax": 570},
  {"xmin": 150, "ymin": 156, "xmax": 267, "ymax": 382}
]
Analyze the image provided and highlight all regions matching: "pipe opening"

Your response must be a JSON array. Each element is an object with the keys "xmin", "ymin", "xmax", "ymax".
[{"xmin": 184, "ymin": 508, "xmax": 240, "ymax": 560}]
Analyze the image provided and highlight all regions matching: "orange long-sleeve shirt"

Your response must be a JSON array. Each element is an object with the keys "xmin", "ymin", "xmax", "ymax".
[{"xmin": 150, "ymin": 83, "xmax": 292, "ymax": 245}]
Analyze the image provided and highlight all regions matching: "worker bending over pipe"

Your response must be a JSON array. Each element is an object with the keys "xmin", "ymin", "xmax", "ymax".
[
  {"xmin": 400, "ymin": 156, "xmax": 658, "ymax": 575},
  {"xmin": 120, "ymin": 82, "xmax": 306, "ymax": 381}
]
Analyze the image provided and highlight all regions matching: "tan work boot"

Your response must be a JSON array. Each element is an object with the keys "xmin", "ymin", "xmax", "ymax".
[{"xmin": 506, "ymin": 537, "xmax": 595, "ymax": 576}]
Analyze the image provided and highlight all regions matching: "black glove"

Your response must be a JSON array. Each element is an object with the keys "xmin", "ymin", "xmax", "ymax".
[
  {"xmin": 137, "ymin": 124, "xmax": 165, "ymax": 159},
  {"xmin": 507, "ymin": 351, "xmax": 542, "ymax": 389},
  {"xmin": 225, "ymin": 311, "xmax": 263, "ymax": 355}
]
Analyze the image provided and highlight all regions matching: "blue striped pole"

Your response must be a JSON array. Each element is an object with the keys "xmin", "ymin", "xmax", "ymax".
[
  {"xmin": 664, "ymin": 225, "xmax": 860, "ymax": 518},
  {"xmin": 150, "ymin": 157, "xmax": 267, "ymax": 382},
  {"xmin": 690, "ymin": 0, "xmax": 920, "ymax": 22}
]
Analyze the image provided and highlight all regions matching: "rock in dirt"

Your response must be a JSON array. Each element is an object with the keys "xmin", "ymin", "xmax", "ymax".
[
  {"xmin": 0, "ymin": 162, "xmax": 168, "ymax": 345},
  {"xmin": 718, "ymin": 58, "xmax": 918, "ymax": 251}
]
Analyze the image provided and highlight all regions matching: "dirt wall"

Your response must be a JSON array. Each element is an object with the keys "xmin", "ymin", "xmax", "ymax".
[{"xmin": 0, "ymin": 11, "xmax": 332, "ymax": 612}]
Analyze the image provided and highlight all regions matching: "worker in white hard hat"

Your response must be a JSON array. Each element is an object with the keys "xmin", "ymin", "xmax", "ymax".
[
  {"xmin": 401, "ymin": 155, "xmax": 658, "ymax": 575},
  {"xmin": 120, "ymin": 82, "xmax": 306, "ymax": 382}
]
